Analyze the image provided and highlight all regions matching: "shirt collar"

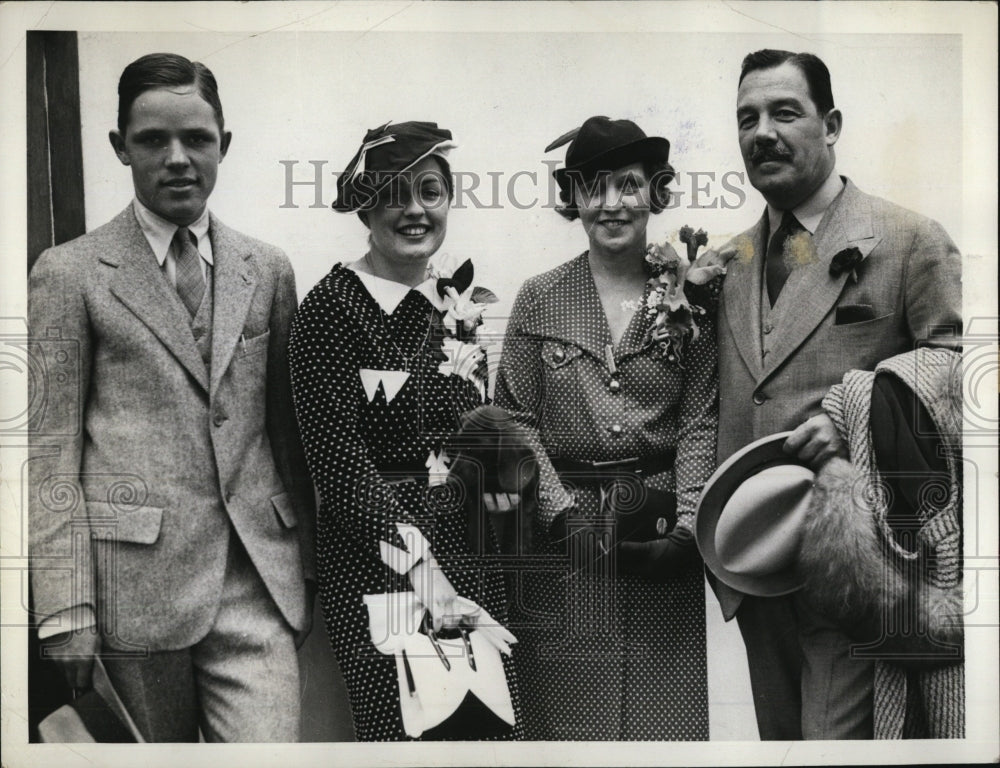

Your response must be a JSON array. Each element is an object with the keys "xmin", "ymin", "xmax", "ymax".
[
  {"xmin": 132, "ymin": 198, "xmax": 212, "ymax": 266},
  {"xmin": 766, "ymin": 170, "xmax": 845, "ymax": 237},
  {"xmin": 351, "ymin": 266, "xmax": 438, "ymax": 315}
]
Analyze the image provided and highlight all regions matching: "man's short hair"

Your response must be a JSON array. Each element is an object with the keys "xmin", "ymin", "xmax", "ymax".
[
  {"xmin": 739, "ymin": 49, "xmax": 835, "ymax": 115},
  {"xmin": 117, "ymin": 52, "xmax": 224, "ymax": 134}
]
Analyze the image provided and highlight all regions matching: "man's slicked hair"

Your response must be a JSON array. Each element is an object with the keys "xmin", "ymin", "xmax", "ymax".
[
  {"xmin": 117, "ymin": 52, "xmax": 224, "ymax": 134},
  {"xmin": 739, "ymin": 49, "xmax": 835, "ymax": 115}
]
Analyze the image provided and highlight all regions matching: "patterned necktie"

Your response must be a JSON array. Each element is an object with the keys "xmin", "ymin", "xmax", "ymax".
[
  {"xmin": 172, "ymin": 226, "xmax": 205, "ymax": 317},
  {"xmin": 765, "ymin": 211, "xmax": 804, "ymax": 306}
]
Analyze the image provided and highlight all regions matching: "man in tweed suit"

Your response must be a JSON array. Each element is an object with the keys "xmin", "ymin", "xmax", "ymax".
[
  {"xmin": 29, "ymin": 53, "xmax": 315, "ymax": 741},
  {"xmin": 711, "ymin": 50, "xmax": 962, "ymax": 739}
]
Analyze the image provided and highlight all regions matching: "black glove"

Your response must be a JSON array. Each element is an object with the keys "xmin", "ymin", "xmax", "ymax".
[{"xmin": 618, "ymin": 526, "xmax": 700, "ymax": 581}]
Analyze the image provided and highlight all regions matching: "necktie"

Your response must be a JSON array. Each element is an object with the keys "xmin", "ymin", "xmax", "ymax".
[
  {"xmin": 765, "ymin": 212, "xmax": 804, "ymax": 306},
  {"xmin": 172, "ymin": 227, "xmax": 205, "ymax": 317}
]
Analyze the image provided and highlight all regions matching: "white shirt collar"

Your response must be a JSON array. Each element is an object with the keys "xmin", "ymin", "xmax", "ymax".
[
  {"xmin": 766, "ymin": 170, "xmax": 845, "ymax": 237},
  {"xmin": 350, "ymin": 265, "xmax": 439, "ymax": 315},
  {"xmin": 132, "ymin": 198, "xmax": 213, "ymax": 266}
]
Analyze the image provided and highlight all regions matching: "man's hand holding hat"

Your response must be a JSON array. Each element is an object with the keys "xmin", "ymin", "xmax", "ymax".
[{"xmin": 784, "ymin": 413, "xmax": 847, "ymax": 468}]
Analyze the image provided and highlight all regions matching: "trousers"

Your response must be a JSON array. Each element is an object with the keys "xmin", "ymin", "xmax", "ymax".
[
  {"xmin": 737, "ymin": 593, "xmax": 874, "ymax": 740},
  {"xmin": 101, "ymin": 531, "xmax": 300, "ymax": 742}
]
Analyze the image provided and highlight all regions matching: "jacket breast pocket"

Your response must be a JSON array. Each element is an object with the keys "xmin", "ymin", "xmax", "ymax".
[
  {"xmin": 271, "ymin": 491, "xmax": 297, "ymax": 529},
  {"xmin": 827, "ymin": 311, "xmax": 896, "ymax": 339},
  {"xmin": 237, "ymin": 329, "xmax": 270, "ymax": 358},
  {"xmin": 541, "ymin": 340, "xmax": 583, "ymax": 371},
  {"xmin": 86, "ymin": 500, "xmax": 164, "ymax": 544}
]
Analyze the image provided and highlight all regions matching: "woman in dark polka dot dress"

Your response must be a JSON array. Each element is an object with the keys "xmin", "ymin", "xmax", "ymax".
[
  {"xmin": 288, "ymin": 122, "xmax": 522, "ymax": 741},
  {"xmin": 495, "ymin": 117, "xmax": 720, "ymax": 740}
]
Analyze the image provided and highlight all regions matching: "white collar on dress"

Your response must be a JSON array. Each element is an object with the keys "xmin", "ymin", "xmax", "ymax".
[{"xmin": 349, "ymin": 265, "xmax": 440, "ymax": 315}]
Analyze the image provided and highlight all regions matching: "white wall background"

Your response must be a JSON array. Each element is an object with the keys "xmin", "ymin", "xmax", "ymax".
[{"xmin": 77, "ymin": 30, "xmax": 963, "ymax": 332}]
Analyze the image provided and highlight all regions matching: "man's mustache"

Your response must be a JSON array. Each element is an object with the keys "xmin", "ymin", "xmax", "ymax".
[{"xmin": 750, "ymin": 146, "xmax": 793, "ymax": 164}]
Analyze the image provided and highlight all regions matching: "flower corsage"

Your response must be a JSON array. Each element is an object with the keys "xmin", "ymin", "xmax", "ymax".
[
  {"xmin": 425, "ymin": 253, "xmax": 497, "ymax": 393},
  {"xmin": 642, "ymin": 226, "xmax": 728, "ymax": 365}
]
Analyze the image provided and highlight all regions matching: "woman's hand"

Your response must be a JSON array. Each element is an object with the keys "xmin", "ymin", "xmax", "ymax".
[{"xmin": 409, "ymin": 554, "xmax": 466, "ymax": 632}]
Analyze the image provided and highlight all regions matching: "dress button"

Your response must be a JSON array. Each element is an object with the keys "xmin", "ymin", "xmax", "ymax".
[
  {"xmin": 753, "ymin": 392, "xmax": 768, "ymax": 405},
  {"xmin": 610, "ymin": 423, "xmax": 623, "ymax": 435},
  {"xmin": 193, "ymin": 327, "xmax": 204, "ymax": 340},
  {"xmin": 552, "ymin": 347, "xmax": 566, "ymax": 363},
  {"xmin": 763, "ymin": 323, "xmax": 773, "ymax": 334},
  {"xmin": 609, "ymin": 378, "xmax": 621, "ymax": 393}
]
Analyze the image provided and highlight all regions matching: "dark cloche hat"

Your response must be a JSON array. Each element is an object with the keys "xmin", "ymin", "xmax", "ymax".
[
  {"xmin": 333, "ymin": 121, "xmax": 456, "ymax": 213},
  {"xmin": 546, "ymin": 116, "xmax": 671, "ymax": 191}
]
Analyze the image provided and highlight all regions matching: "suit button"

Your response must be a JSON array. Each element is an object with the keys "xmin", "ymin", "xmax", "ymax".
[
  {"xmin": 193, "ymin": 327, "xmax": 204, "ymax": 340},
  {"xmin": 753, "ymin": 392, "xmax": 768, "ymax": 405},
  {"xmin": 763, "ymin": 322, "xmax": 773, "ymax": 334},
  {"xmin": 213, "ymin": 411, "xmax": 228, "ymax": 427}
]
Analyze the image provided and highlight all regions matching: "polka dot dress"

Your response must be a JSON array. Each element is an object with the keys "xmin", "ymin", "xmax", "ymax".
[
  {"xmin": 289, "ymin": 264, "xmax": 523, "ymax": 741},
  {"xmin": 495, "ymin": 253, "xmax": 719, "ymax": 740}
]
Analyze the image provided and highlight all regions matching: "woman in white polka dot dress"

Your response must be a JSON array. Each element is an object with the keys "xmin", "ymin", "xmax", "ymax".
[
  {"xmin": 495, "ymin": 117, "xmax": 720, "ymax": 740},
  {"xmin": 288, "ymin": 122, "xmax": 522, "ymax": 741}
]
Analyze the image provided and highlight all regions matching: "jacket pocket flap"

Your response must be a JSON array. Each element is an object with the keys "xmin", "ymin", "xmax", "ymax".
[
  {"xmin": 85, "ymin": 501, "xmax": 164, "ymax": 545},
  {"xmin": 541, "ymin": 340, "xmax": 583, "ymax": 369},
  {"xmin": 271, "ymin": 492, "xmax": 297, "ymax": 528}
]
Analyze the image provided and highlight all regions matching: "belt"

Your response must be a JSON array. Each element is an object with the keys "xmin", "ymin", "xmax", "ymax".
[
  {"xmin": 377, "ymin": 461, "xmax": 430, "ymax": 486},
  {"xmin": 549, "ymin": 449, "xmax": 676, "ymax": 484}
]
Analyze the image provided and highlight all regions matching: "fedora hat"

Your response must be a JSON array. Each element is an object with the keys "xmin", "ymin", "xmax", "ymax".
[
  {"xmin": 545, "ymin": 116, "xmax": 670, "ymax": 191},
  {"xmin": 695, "ymin": 432, "xmax": 815, "ymax": 597},
  {"xmin": 333, "ymin": 121, "xmax": 456, "ymax": 213}
]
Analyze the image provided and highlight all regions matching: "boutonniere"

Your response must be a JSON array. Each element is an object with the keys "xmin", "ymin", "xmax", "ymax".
[
  {"xmin": 829, "ymin": 246, "xmax": 864, "ymax": 283},
  {"xmin": 640, "ymin": 225, "xmax": 716, "ymax": 365}
]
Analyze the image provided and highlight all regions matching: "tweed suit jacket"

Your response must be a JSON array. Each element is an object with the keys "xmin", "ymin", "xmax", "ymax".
[
  {"xmin": 713, "ymin": 177, "xmax": 961, "ymax": 619},
  {"xmin": 29, "ymin": 205, "xmax": 316, "ymax": 651}
]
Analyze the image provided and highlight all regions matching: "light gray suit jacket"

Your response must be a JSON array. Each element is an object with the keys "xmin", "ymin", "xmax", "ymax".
[
  {"xmin": 714, "ymin": 177, "xmax": 961, "ymax": 619},
  {"xmin": 29, "ymin": 206, "xmax": 316, "ymax": 651}
]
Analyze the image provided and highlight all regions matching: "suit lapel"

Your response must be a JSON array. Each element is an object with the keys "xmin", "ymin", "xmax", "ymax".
[
  {"xmin": 722, "ymin": 212, "xmax": 767, "ymax": 381},
  {"xmin": 208, "ymin": 216, "xmax": 258, "ymax": 396},
  {"xmin": 522, "ymin": 253, "xmax": 612, "ymax": 363},
  {"xmin": 106, "ymin": 208, "xmax": 210, "ymax": 392},
  {"xmin": 761, "ymin": 179, "xmax": 883, "ymax": 379}
]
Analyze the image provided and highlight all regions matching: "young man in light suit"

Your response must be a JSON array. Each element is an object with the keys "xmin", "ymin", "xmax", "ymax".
[
  {"xmin": 711, "ymin": 50, "xmax": 962, "ymax": 739},
  {"xmin": 29, "ymin": 53, "xmax": 316, "ymax": 742}
]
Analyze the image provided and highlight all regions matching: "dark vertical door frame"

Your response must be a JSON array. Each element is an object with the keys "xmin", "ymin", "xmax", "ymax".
[
  {"xmin": 27, "ymin": 31, "xmax": 86, "ymax": 273},
  {"xmin": 26, "ymin": 30, "xmax": 86, "ymax": 743}
]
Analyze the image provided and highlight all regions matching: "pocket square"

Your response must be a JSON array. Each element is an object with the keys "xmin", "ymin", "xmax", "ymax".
[{"xmin": 835, "ymin": 304, "xmax": 876, "ymax": 324}]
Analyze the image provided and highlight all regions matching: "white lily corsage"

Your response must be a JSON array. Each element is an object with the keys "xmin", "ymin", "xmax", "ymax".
[{"xmin": 422, "ymin": 255, "xmax": 497, "ymax": 395}]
